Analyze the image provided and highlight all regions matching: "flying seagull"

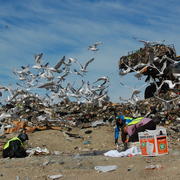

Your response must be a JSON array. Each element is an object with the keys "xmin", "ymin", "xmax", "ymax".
[
  {"xmin": 93, "ymin": 76, "xmax": 109, "ymax": 86},
  {"xmin": 54, "ymin": 56, "xmax": 66, "ymax": 71},
  {"xmin": 154, "ymin": 94, "xmax": 180, "ymax": 110},
  {"xmin": 33, "ymin": 53, "xmax": 43, "ymax": 69},
  {"xmin": 88, "ymin": 41, "xmax": 102, "ymax": 51},
  {"xmin": 77, "ymin": 58, "xmax": 95, "ymax": 73},
  {"xmin": 120, "ymin": 81, "xmax": 148, "ymax": 102}
]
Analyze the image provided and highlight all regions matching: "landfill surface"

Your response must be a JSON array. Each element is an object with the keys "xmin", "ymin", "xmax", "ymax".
[
  {"xmin": 0, "ymin": 126, "xmax": 180, "ymax": 180},
  {"xmin": 0, "ymin": 42, "xmax": 180, "ymax": 180}
]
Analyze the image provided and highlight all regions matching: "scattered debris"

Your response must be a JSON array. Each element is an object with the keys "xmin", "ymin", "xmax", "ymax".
[
  {"xmin": 84, "ymin": 130, "xmax": 92, "ymax": 134},
  {"xmin": 104, "ymin": 146, "xmax": 141, "ymax": 157},
  {"xmin": 83, "ymin": 140, "xmax": 91, "ymax": 145},
  {"xmin": 47, "ymin": 174, "xmax": 63, "ymax": 179},
  {"xmin": 94, "ymin": 165, "xmax": 118, "ymax": 172},
  {"xmin": 26, "ymin": 147, "xmax": 50, "ymax": 156},
  {"xmin": 145, "ymin": 164, "xmax": 162, "ymax": 170}
]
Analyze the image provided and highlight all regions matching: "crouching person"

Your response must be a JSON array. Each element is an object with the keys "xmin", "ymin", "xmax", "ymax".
[
  {"xmin": 115, "ymin": 115, "xmax": 156, "ymax": 150},
  {"xmin": 3, "ymin": 133, "xmax": 29, "ymax": 158}
]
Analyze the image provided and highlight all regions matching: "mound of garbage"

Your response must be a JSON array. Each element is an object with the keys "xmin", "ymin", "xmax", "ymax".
[
  {"xmin": 119, "ymin": 42, "xmax": 180, "ymax": 99},
  {"xmin": 0, "ymin": 91, "xmax": 179, "ymax": 140}
]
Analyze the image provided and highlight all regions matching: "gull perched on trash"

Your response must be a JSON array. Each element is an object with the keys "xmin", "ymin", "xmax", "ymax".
[{"xmin": 88, "ymin": 41, "xmax": 102, "ymax": 51}]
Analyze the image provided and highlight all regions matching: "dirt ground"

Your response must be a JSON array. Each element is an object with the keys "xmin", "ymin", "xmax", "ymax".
[{"xmin": 0, "ymin": 125, "xmax": 180, "ymax": 180}]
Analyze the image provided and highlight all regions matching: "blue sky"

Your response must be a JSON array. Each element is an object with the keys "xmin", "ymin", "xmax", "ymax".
[{"xmin": 0, "ymin": 0, "xmax": 180, "ymax": 102}]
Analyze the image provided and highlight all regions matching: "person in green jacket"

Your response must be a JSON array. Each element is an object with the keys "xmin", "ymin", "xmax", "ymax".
[{"xmin": 3, "ymin": 133, "xmax": 29, "ymax": 158}]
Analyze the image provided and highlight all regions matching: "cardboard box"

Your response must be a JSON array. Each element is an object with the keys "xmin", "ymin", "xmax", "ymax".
[{"xmin": 138, "ymin": 127, "xmax": 168, "ymax": 156}]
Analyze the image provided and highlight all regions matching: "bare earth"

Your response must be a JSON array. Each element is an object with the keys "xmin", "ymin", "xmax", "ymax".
[{"xmin": 0, "ymin": 125, "xmax": 180, "ymax": 180}]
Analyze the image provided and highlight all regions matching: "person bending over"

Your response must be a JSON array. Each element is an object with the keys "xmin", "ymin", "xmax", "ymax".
[{"xmin": 3, "ymin": 133, "xmax": 29, "ymax": 158}]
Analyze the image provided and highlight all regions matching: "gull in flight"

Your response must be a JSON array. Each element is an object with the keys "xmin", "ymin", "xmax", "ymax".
[
  {"xmin": 38, "ymin": 82, "xmax": 55, "ymax": 89},
  {"xmin": 39, "ymin": 69, "xmax": 54, "ymax": 81},
  {"xmin": 154, "ymin": 94, "xmax": 180, "ymax": 110},
  {"xmin": 133, "ymin": 37, "xmax": 165, "ymax": 47},
  {"xmin": 73, "ymin": 69, "xmax": 84, "ymax": 77},
  {"xmin": 43, "ymin": 56, "xmax": 66, "ymax": 73},
  {"xmin": 154, "ymin": 80, "xmax": 180, "ymax": 95},
  {"xmin": 32, "ymin": 53, "xmax": 43, "ymax": 69},
  {"xmin": 53, "ymin": 56, "xmax": 66, "ymax": 72},
  {"xmin": 57, "ymin": 69, "xmax": 71, "ymax": 82},
  {"xmin": 66, "ymin": 57, "xmax": 77, "ymax": 66},
  {"xmin": 14, "ymin": 65, "xmax": 30, "ymax": 75},
  {"xmin": 162, "ymin": 80, "xmax": 180, "ymax": 89},
  {"xmin": 77, "ymin": 58, "xmax": 95, "ymax": 73},
  {"xmin": 120, "ymin": 82, "xmax": 148, "ymax": 102},
  {"xmin": 93, "ymin": 76, "xmax": 109, "ymax": 86},
  {"xmin": 88, "ymin": 41, "xmax": 102, "ymax": 51}
]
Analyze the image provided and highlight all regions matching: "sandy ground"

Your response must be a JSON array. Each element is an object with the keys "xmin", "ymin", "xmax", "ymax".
[{"xmin": 0, "ymin": 125, "xmax": 180, "ymax": 180}]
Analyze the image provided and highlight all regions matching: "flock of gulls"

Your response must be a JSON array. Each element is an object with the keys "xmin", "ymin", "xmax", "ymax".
[
  {"xmin": 0, "ymin": 40, "xmax": 179, "ymax": 110},
  {"xmin": 0, "ymin": 42, "xmax": 110, "ymax": 106},
  {"xmin": 118, "ymin": 39, "xmax": 180, "ymax": 108}
]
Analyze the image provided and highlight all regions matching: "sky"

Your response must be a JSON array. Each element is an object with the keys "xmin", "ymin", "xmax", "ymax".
[{"xmin": 0, "ymin": 0, "xmax": 180, "ymax": 103}]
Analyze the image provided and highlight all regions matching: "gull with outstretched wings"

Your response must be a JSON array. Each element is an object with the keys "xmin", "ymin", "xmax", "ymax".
[
  {"xmin": 33, "ymin": 53, "xmax": 43, "ymax": 69},
  {"xmin": 38, "ymin": 82, "xmax": 56, "ymax": 89},
  {"xmin": 120, "ymin": 81, "xmax": 148, "ymax": 103},
  {"xmin": 154, "ymin": 94, "xmax": 180, "ymax": 110},
  {"xmin": 154, "ymin": 80, "xmax": 180, "ymax": 96},
  {"xmin": 88, "ymin": 41, "xmax": 102, "ymax": 51},
  {"xmin": 77, "ymin": 58, "xmax": 95, "ymax": 73},
  {"xmin": 54, "ymin": 56, "xmax": 66, "ymax": 70},
  {"xmin": 93, "ymin": 76, "xmax": 109, "ymax": 86}
]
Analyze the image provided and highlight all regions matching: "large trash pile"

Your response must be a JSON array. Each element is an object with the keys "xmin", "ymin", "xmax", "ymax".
[
  {"xmin": 0, "ymin": 92, "xmax": 179, "ymax": 139},
  {"xmin": 119, "ymin": 42, "xmax": 179, "ymax": 99}
]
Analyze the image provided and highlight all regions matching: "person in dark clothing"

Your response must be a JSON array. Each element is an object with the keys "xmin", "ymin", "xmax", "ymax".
[{"xmin": 3, "ymin": 133, "xmax": 29, "ymax": 158}]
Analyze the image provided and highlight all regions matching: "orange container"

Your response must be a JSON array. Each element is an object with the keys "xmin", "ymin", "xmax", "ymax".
[
  {"xmin": 157, "ymin": 136, "xmax": 168, "ymax": 155},
  {"xmin": 139, "ymin": 135, "xmax": 156, "ymax": 156},
  {"xmin": 138, "ymin": 127, "xmax": 168, "ymax": 156}
]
